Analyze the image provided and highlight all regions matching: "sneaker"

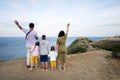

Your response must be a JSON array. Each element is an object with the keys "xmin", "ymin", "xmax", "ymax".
[
  {"xmin": 32, "ymin": 66, "xmax": 35, "ymax": 68},
  {"xmin": 62, "ymin": 67, "xmax": 65, "ymax": 70},
  {"xmin": 27, "ymin": 65, "xmax": 30, "ymax": 68}
]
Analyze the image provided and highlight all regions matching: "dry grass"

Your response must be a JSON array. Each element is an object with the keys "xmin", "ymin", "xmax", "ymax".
[{"xmin": 0, "ymin": 50, "xmax": 120, "ymax": 80}]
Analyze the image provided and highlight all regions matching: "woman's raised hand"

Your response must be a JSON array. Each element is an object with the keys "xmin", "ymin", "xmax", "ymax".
[{"xmin": 67, "ymin": 23, "xmax": 70, "ymax": 27}]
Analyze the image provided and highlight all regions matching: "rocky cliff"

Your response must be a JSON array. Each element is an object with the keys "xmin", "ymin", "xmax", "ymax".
[
  {"xmin": 91, "ymin": 37, "xmax": 120, "ymax": 51},
  {"xmin": 67, "ymin": 37, "xmax": 94, "ymax": 54},
  {"xmin": 67, "ymin": 36, "xmax": 120, "ymax": 58},
  {"xmin": 91, "ymin": 37, "xmax": 120, "ymax": 58}
]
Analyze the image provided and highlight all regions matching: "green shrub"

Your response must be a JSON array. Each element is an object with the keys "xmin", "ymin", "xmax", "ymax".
[
  {"xmin": 68, "ymin": 46, "xmax": 87, "ymax": 54},
  {"xmin": 111, "ymin": 51, "xmax": 120, "ymax": 58},
  {"xmin": 111, "ymin": 45, "xmax": 120, "ymax": 52},
  {"xmin": 69, "ymin": 39, "xmax": 79, "ymax": 48}
]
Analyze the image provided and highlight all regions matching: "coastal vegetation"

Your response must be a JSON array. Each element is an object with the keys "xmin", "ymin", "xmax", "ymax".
[{"xmin": 67, "ymin": 36, "xmax": 120, "ymax": 58}]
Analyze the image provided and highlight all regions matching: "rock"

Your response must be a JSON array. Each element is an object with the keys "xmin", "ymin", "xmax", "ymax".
[
  {"xmin": 67, "ymin": 36, "xmax": 120, "ymax": 58},
  {"xmin": 91, "ymin": 37, "xmax": 120, "ymax": 58},
  {"xmin": 67, "ymin": 37, "xmax": 94, "ymax": 54},
  {"xmin": 111, "ymin": 51, "xmax": 120, "ymax": 58},
  {"xmin": 92, "ymin": 37, "xmax": 120, "ymax": 51}
]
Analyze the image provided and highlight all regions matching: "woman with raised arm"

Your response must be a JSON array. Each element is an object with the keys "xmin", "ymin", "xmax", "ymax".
[{"xmin": 56, "ymin": 23, "xmax": 70, "ymax": 70}]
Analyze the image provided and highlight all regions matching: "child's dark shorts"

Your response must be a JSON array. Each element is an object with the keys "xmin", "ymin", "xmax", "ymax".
[{"xmin": 40, "ymin": 55, "xmax": 48, "ymax": 62}]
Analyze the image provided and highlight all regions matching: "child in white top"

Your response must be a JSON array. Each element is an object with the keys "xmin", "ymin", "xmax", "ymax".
[
  {"xmin": 48, "ymin": 46, "xmax": 58, "ymax": 70},
  {"xmin": 28, "ymin": 42, "xmax": 40, "ymax": 70}
]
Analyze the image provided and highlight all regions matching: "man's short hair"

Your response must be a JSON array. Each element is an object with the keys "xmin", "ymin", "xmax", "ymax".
[{"xmin": 29, "ymin": 23, "xmax": 34, "ymax": 28}]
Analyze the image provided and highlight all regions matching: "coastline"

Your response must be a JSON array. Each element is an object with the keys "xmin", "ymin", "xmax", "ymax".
[{"xmin": 0, "ymin": 37, "xmax": 106, "ymax": 61}]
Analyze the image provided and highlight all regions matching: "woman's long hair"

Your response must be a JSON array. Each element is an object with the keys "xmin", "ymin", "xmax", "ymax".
[{"xmin": 58, "ymin": 30, "xmax": 65, "ymax": 37}]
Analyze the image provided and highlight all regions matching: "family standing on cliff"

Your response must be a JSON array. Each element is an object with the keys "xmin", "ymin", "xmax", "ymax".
[{"xmin": 14, "ymin": 20, "xmax": 70, "ymax": 71}]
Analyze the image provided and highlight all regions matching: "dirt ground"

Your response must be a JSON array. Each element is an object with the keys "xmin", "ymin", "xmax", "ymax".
[{"xmin": 0, "ymin": 50, "xmax": 120, "ymax": 80}]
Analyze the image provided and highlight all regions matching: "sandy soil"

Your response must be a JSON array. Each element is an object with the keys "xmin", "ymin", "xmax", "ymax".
[{"xmin": 0, "ymin": 50, "xmax": 120, "ymax": 80}]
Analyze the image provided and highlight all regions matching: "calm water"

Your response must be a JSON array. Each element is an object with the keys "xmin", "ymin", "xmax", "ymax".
[{"xmin": 0, "ymin": 37, "xmax": 105, "ymax": 60}]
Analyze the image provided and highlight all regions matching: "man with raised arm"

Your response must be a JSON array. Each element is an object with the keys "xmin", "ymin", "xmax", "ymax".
[{"xmin": 15, "ymin": 20, "xmax": 38, "ymax": 68}]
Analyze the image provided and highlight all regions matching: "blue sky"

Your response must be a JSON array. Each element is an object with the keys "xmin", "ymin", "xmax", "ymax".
[{"xmin": 0, "ymin": 0, "xmax": 120, "ymax": 37}]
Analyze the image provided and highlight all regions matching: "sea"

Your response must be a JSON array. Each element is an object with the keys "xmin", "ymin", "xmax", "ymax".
[{"xmin": 0, "ymin": 37, "xmax": 106, "ymax": 60}]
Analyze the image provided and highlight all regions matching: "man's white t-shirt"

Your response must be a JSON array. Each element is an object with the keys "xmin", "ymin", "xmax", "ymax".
[{"xmin": 22, "ymin": 28, "xmax": 38, "ymax": 47}]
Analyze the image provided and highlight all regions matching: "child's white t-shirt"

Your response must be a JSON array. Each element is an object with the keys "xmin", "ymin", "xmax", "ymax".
[{"xmin": 48, "ymin": 51, "xmax": 57, "ymax": 61}]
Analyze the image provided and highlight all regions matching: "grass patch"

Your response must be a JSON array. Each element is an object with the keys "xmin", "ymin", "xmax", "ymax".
[
  {"xmin": 68, "ymin": 46, "xmax": 87, "ymax": 54},
  {"xmin": 68, "ymin": 39, "xmax": 79, "ymax": 48}
]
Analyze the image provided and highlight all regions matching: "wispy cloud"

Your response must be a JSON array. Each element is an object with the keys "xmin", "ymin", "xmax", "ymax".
[{"xmin": 0, "ymin": 0, "xmax": 120, "ymax": 37}]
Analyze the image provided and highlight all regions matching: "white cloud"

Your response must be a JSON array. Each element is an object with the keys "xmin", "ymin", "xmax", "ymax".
[
  {"xmin": 0, "ymin": 26, "xmax": 24, "ymax": 37},
  {"xmin": 0, "ymin": 0, "xmax": 120, "ymax": 37}
]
